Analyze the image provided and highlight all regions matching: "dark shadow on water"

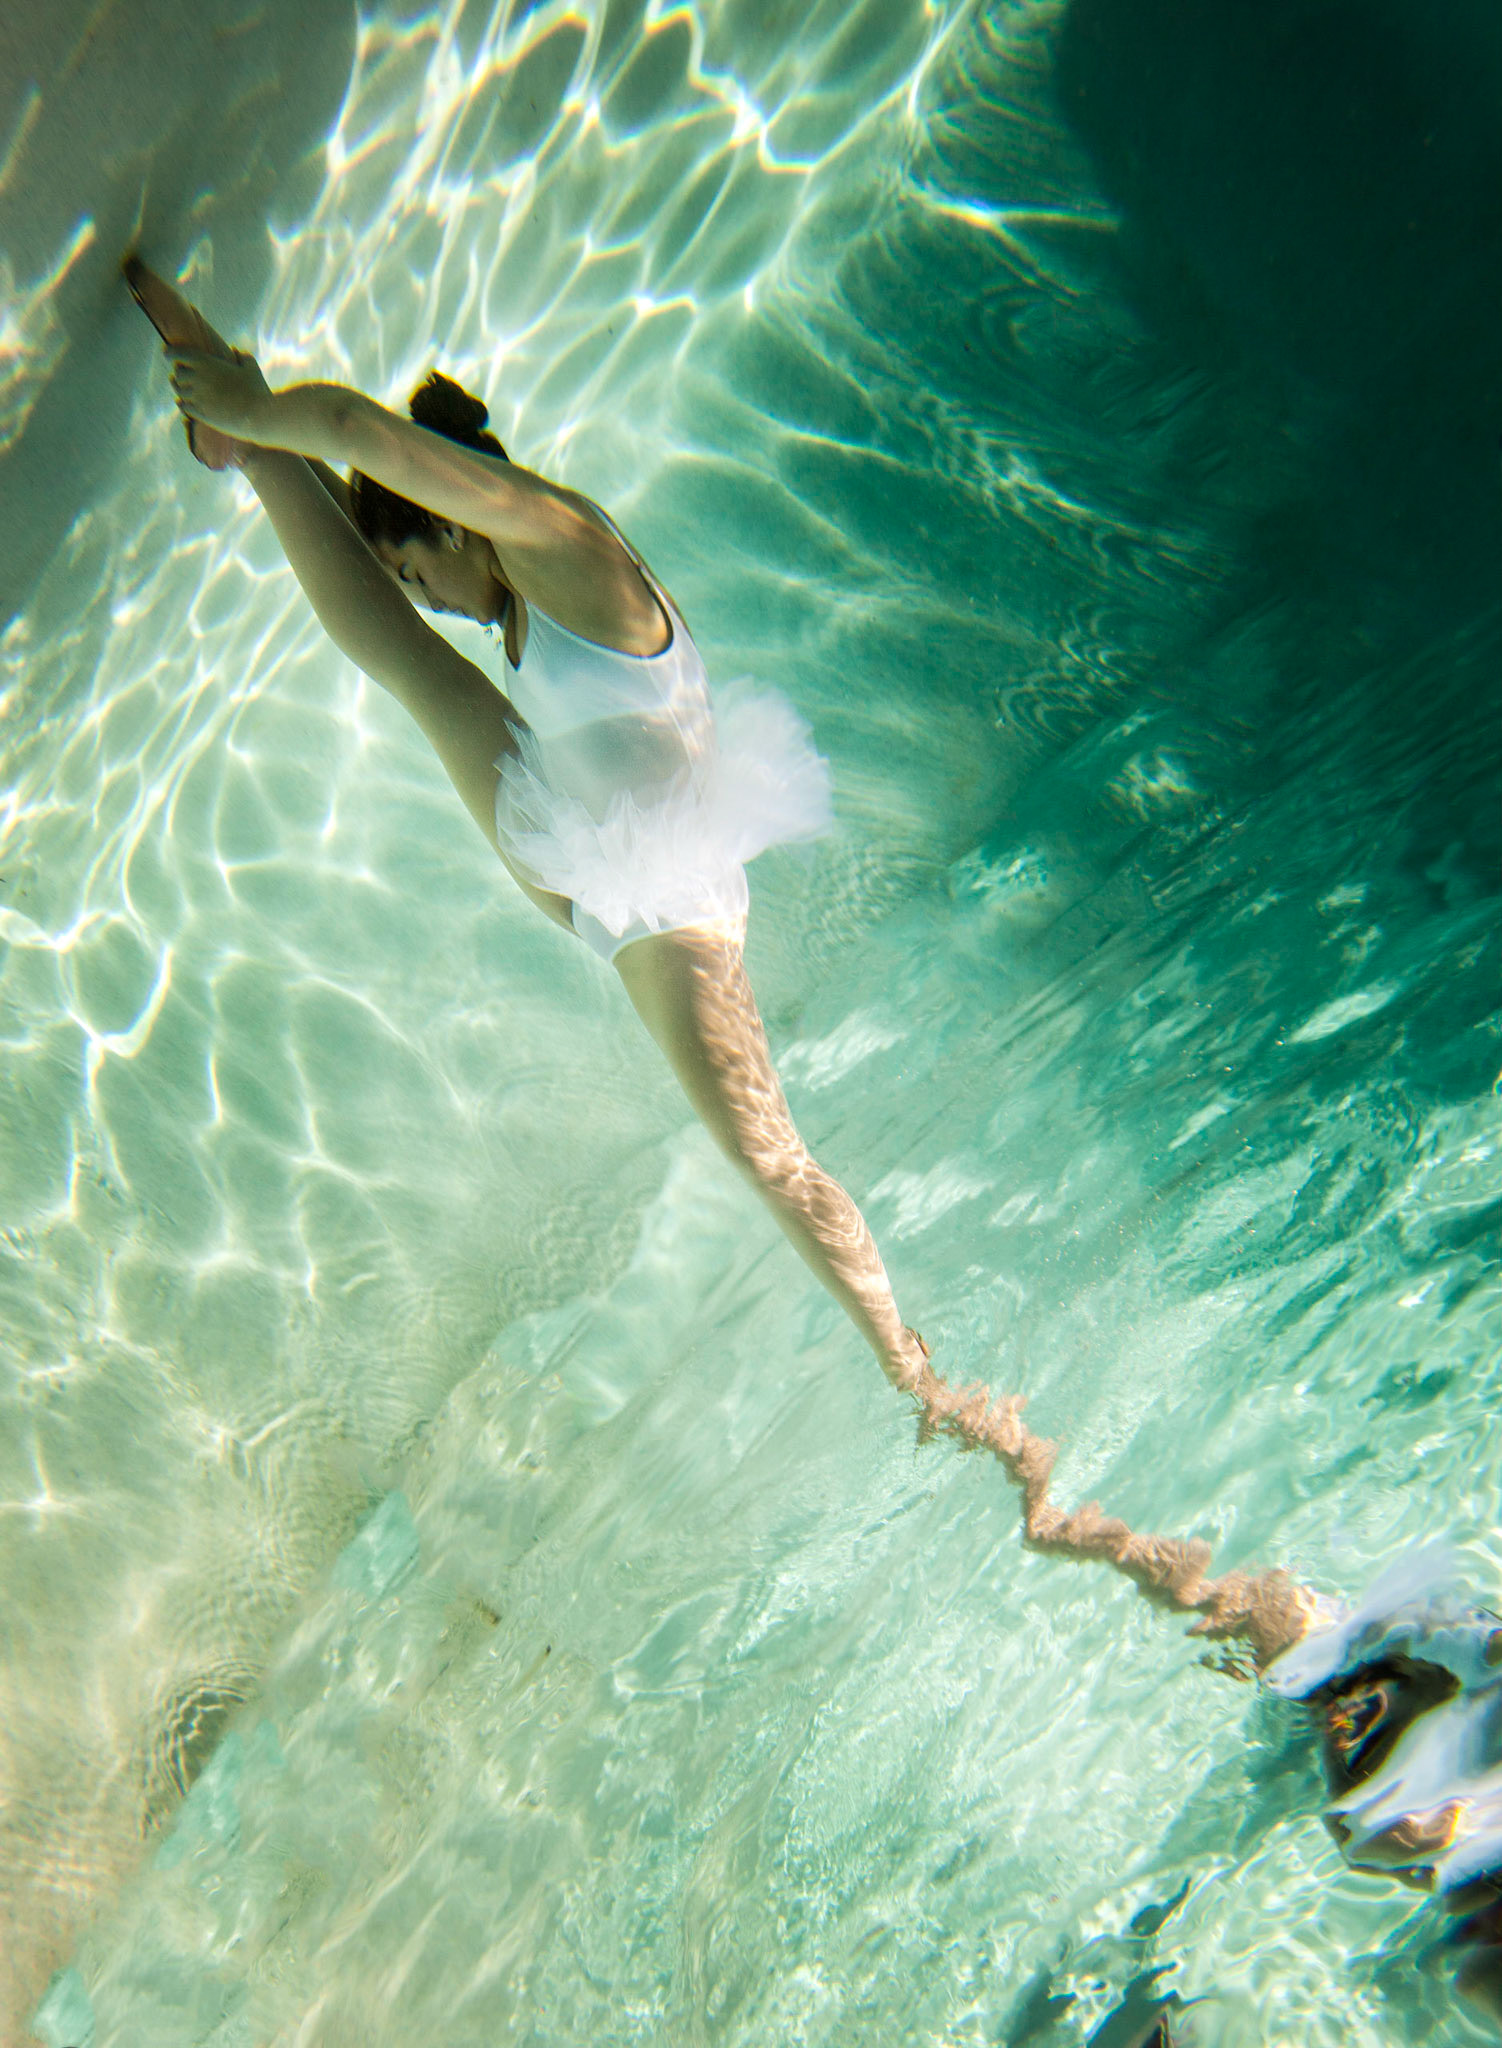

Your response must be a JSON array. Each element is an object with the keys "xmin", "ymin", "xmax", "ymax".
[{"xmin": 1053, "ymin": 0, "xmax": 1502, "ymax": 623}]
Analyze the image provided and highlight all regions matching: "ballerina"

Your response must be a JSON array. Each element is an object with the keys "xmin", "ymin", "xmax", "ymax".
[{"xmin": 124, "ymin": 256, "xmax": 932, "ymax": 1396}]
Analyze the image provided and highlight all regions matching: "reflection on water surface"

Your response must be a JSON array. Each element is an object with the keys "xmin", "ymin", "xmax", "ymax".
[{"xmin": 4, "ymin": 0, "xmax": 1502, "ymax": 2042}]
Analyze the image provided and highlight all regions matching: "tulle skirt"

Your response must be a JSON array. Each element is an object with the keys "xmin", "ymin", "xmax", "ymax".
[{"xmin": 494, "ymin": 682, "xmax": 833, "ymax": 941}]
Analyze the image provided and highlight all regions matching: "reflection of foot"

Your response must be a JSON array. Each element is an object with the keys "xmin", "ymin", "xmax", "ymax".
[{"xmin": 121, "ymin": 253, "xmax": 241, "ymax": 471}]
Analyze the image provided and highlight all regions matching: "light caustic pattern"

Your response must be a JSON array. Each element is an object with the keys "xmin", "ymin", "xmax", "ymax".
[{"xmin": 4, "ymin": 0, "xmax": 1502, "ymax": 2043}]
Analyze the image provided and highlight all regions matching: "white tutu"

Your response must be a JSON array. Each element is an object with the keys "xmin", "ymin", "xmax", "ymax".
[{"xmin": 495, "ymin": 681, "xmax": 833, "ymax": 939}]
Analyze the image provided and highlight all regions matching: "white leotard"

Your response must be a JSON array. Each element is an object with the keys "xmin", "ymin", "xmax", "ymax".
[
  {"xmin": 504, "ymin": 585, "xmax": 714, "ymax": 825},
  {"xmin": 492, "ymin": 543, "xmax": 832, "ymax": 963}
]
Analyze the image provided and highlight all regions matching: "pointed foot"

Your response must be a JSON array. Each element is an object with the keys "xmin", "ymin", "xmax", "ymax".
[{"xmin": 121, "ymin": 252, "xmax": 241, "ymax": 470}]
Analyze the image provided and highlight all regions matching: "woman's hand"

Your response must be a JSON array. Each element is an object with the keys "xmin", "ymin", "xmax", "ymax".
[{"xmin": 167, "ymin": 347, "xmax": 275, "ymax": 441}]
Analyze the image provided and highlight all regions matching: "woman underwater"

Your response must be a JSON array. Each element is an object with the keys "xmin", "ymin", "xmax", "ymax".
[{"xmin": 124, "ymin": 257, "xmax": 931, "ymax": 1398}]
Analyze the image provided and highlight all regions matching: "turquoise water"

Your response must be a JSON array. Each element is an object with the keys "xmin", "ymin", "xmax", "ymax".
[{"xmin": 4, "ymin": 0, "xmax": 1501, "ymax": 2041}]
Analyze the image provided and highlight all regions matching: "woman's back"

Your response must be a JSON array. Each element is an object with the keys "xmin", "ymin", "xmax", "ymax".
[{"xmin": 505, "ymin": 589, "xmax": 715, "ymax": 821}]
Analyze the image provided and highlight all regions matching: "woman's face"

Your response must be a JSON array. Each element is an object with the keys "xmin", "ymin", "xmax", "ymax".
[{"xmin": 379, "ymin": 525, "xmax": 503, "ymax": 623}]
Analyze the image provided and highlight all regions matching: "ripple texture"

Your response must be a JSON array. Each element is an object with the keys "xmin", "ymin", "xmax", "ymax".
[{"xmin": 3, "ymin": 0, "xmax": 1501, "ymax": 2042}]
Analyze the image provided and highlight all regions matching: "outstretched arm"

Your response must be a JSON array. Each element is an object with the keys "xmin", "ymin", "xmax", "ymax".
[{"xmin": 167, "ymin": 352, "xmax": 663, "ymax": 651}]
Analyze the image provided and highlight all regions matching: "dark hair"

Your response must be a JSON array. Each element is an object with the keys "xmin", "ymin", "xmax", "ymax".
[{"xmin": 349, "ymin": 371, "xmax": 508, "ymax": 548}]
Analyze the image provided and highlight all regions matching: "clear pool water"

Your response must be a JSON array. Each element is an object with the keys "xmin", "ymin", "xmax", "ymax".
[{"xmin": 4, "ymin": 1, "xmax": 1501, "ymax": 2042}]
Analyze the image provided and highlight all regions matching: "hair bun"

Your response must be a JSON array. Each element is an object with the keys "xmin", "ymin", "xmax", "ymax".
[{"xmin": 407, "ymin": 370, "xmax": 507, "ymax": 457}]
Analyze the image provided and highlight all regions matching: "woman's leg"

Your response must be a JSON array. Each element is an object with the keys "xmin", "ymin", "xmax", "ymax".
[
  {"xmin": 224, "ymin": 447, "xmax": 578, "ymax": 937},
  {"xmin": 240, "ymin": 450, "xmax": 580, "ymax": 932},
  {"xmin": 128, "ymin": 260, "xmax": 576, "ymax": 937},
  {"xmin": 614, "ymin": 927, "xmax": 926, "ymax": 1391}
]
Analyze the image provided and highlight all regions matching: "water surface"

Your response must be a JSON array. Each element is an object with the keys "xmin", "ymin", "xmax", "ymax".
[{"xmin": 4, "ymin": 0, "xmax": 1501, "ymax": 2041}]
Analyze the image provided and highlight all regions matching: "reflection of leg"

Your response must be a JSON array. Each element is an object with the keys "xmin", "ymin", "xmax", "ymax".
[
  {"xmin": 908, "ymin": 1352, "xmax": 1310, "ymax": 1666},
  {"xmin": 615, "ymin": 927, "xmax": 925, "ymax": 1389}
]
